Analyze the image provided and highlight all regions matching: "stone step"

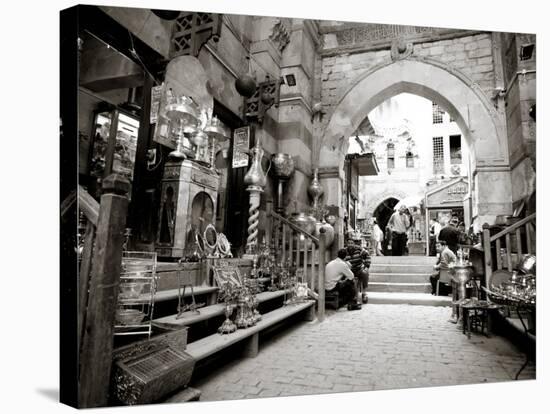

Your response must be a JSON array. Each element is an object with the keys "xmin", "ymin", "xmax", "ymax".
[
  {"xmin": 366, "ymin": 292, "xmax": 452, "ymax": 307},
  {"xmin": 369, "ymin": 263, "xmax": 435, "ymax": 274},
  {"xmin": 368, "ymin": 282, "xmax": 432, "ymax": 293},
  {"xmin": 371, "ymin": 256, "xmax": 437, "ymax": 265},
  {"xmin": 369, "ymin": 272, "xmax": 430, "ymax": 284}
]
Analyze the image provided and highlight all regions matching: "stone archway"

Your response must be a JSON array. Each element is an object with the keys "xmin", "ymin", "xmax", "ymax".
[{"xmin": 318, "ymin": 57, "xmax": 512, "ymax": 229}]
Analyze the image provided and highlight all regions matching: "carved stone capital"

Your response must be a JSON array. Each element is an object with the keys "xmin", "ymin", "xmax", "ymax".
[
  {"xmin": 391, "ymin": 37, "xmax": 414, "ymax": 61},
  {"xmin": 269, "ymin": 20, "xmax": 291, "ymax": 53}
]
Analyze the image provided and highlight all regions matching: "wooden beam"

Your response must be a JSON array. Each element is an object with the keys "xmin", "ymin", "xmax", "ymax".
[
  {"xmin": 482, "ymin": 226, "xmax": 492, "ymax": 290},
  {"xmin": 78, "ymin": 186, "xmax": 99, "ymax": 226},
  {"xmin": 78, "ymin": 174, "xmax": 130, "ymax": 408}
]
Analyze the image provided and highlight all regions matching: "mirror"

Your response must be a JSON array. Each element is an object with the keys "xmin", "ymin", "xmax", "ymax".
[{"xmin": 204, "ymin": 224, "xmax": 218, "ymax": 253}]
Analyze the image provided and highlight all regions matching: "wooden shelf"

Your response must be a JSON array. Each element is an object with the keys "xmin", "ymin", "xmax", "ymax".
[
  {"xmin": 186, "ymin": 301, "xmax": 315, "ymax": 361},
  {"xmin": 152, "ymin": 289, "xmax": 293, "ymax": 328}
]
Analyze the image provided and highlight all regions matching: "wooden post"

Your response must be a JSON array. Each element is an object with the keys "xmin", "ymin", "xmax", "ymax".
[
  {"xmin": 317, "ymin": 228, "xmax": 326, "ymax": 322},
  {"xmin": 505, "ymin": 233, "xmax": 513, "ymax": 271},
  {"xmin": 78, "ymin": 221, "xmax": 96, "ymax": 353},
  {"xmin": 516, "ymin": 228, "xmax": 523, "ymax": 259},
  {"xmin": 495, "ymin": 238, "xmax": 502, "ymax": 270},
  {"xmin": 79, "ymin": 174, "xmax": 130, "ymax": 408},
  {"xmin": 482, "ymin": 225, "xmax": 492, "ymax": 289}
]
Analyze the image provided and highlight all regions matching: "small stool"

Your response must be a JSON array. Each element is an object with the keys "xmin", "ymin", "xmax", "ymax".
[
  {"xmin": 460, "ymin": 301, "xmax": 501, "ymax": 339},
  {"xmin": 325, "ymin": 291, "xmax": 340, "ymax": 310}
]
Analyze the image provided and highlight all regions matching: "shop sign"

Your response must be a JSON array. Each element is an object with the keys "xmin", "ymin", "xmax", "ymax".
[
  {"xmin": 427, "ymin": 179, "xmax": 469, "ymax": 206},
  {"xmin": 150, "ymin": 84, "xmax": 164, "ymax": 124},
  {"xmin": 232, "ymin": 126, "xmax": 250, "ymax": 168}
]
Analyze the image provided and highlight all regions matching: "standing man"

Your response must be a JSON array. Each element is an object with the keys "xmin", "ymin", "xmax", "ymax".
[
  {"xmin": 438, "ymin": 216, "xmax": 461, "ymax": 254},
  {"xmin": 346, "ymin": 231, "xmax": 371, "ymax": 305},
  {"xmin": 387, "ymin": 205, "xmax": 411, "ymax": 256},
  {"xmin": 325, "ymin": 248, "xmax": 361, "ymax": 311},
  {"xmin": 371, "ymin": 218, "xmax": 384, "ymax": 256},
  {"xmin": 429, "ymin": 218, "xmax": 442, "ymax": 256}
]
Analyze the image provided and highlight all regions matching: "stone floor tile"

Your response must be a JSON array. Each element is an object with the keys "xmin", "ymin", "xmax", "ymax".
[{"xmin": 190, "ymin": 304, "xmax": 535, "ymax": 402}]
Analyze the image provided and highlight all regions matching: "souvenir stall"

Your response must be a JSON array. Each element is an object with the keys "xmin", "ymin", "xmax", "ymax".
[
  {"xmin": 424, "ymin": 177, "xmax": 470, "ymax": 256},
  {"xmin": 75, "ymin": 7, "xmax": 331, "ymax": 407}
]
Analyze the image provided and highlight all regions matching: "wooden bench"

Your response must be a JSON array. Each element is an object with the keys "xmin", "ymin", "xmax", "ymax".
[{"xmin": 186, "ymin": 300, "xmax": 315, "ymax": 360}]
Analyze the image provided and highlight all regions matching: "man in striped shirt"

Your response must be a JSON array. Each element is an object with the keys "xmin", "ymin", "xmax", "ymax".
[{"xmin": 345, "ymin": 231, "xmax": 371, "ymax": 305}]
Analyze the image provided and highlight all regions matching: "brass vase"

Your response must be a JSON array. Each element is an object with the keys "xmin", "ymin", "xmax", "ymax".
[
  {"xmin": 271, "ymin": 153, "xmax": 295, "ymax": 214},
  {"xmin": 307, "ymin": 168, "xmax": 324, "ymax": 210}
]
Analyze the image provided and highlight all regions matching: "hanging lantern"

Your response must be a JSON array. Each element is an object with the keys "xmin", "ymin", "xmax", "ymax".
[{"xmin": 235, "ymin": 56, "xmax": 257, "ymax": 98}]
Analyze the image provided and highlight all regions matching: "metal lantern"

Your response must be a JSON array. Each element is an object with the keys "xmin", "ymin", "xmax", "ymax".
[
  {"xmin": 204, "ymin": 116, "xmax": 230, "ymax": 142},
  {"xmin": 165, "ymin": 96, "xmax": 200, "ymax": 159},
  {"xmin": 190, "ymin": 130, "xmax": 209, "ymax": 148}
]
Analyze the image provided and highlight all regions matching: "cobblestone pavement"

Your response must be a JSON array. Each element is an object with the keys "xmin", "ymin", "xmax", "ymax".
[{"xmin": 191, "ymin": 304, "xmax": 535, "ymax": 401}]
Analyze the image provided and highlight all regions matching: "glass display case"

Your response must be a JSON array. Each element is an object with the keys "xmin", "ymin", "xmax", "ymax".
[{"xmin": 88, "ymin": 107, "xmax": 140, "ymax": 199}]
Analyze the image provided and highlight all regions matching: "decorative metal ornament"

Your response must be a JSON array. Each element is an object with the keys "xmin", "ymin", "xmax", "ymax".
[
  {"xmin": 308, "ymin": 168, "xmax": 324, "ymax": 210},
  {"xmin": 243, "ymin": 138, "xmax": 270, "ymax": 255},
  {"xmin": 271, "ymin": 153, "xmax": 295, "ymax": 214},
  {"xmin": 218, "ymin": 303, "xmax": 237, "ymax": 334},
  {"xmin": 235, "ymin": 74, "xmax": 257, "ymax": 98}
]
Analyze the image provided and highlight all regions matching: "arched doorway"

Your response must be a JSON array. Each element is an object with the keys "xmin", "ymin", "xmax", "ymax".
[
  {"xmin": 373, "ymin": 198, "xmax": 399, "ymax": 231},
  {"xmin": 317, "ymin": 57, "xmax": 512, "ymax": 246},
  {"xmin": 373, "ymin": 197, "xmax": 399, "ymax": 254}
]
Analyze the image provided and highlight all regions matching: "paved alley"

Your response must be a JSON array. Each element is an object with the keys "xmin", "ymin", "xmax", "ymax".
[{"xmin": 189, "ymin": 304, "xmax": 535, "ymax": 401}]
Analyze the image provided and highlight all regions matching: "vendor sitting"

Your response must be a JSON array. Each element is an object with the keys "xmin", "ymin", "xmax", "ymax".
[{"xmin": 325, "ymin": 248, "xmax": 361, "ymax": 311}]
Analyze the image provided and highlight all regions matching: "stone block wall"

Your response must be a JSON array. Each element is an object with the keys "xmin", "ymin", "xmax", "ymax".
[
  {"xmin": 502, "ymin": 32, "xmax": 536, "ymax": 207},
  {"xmin": 319, "ymin": 33, "xmax": 497, "ymax": 132}
]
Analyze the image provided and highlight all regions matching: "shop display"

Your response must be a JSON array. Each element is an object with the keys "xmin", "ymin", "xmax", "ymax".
[
  {"xmin": 212, "ymin": 262, "xmax": 263, "ymax": 333},
  {"xmin": 156, "ymin": 159, "xmax": 219, "ymax": 258}
]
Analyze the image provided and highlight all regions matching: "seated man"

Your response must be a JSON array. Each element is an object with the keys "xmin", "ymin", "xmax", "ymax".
[
  {"xmin": 345, "ymin": 231, "xmax": 371, "ymax": 304},
  {"xmin": 325, "ymin": 248, "xmax": 361, "ymax": 311}
]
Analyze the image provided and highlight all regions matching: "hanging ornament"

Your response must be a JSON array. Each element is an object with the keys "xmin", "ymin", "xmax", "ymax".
[{"xmin": 235, "ymin": 56, "xmax": 257, "ymax": 98}]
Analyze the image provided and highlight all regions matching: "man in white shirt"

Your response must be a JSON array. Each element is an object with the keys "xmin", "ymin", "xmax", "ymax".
[
  {"xmin": 325, "ymin": 248, "xmax": 361, "ymax": 310},
  {"xmin": 387, "ymin": 205, "xmax": 411, "ymax": 256}
]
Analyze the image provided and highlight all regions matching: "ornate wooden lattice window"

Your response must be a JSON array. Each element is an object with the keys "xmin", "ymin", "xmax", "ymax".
[
  {"xmin": 170, "ymin": 12, "xmax": 222, "ymax": 58},
  {"xmin": 244, "ymin": 77, "xmax": 281, "ymax": 124},
  {"xmin": 432, "ymin": 102, "xmax": 444, "ymax": 124},
  {"xmin": 432, "ymin": 136, "xmax": 444, "ymax": 175}
]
